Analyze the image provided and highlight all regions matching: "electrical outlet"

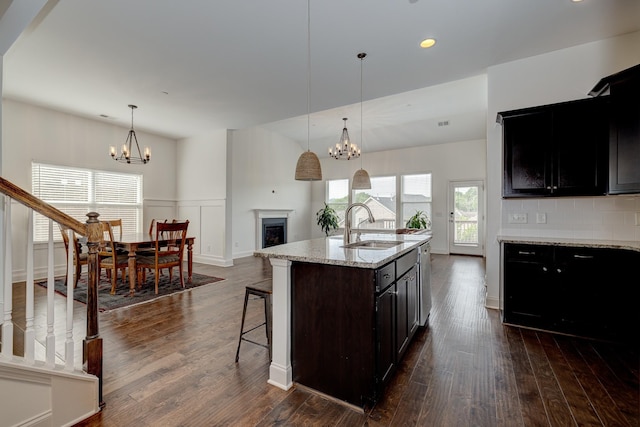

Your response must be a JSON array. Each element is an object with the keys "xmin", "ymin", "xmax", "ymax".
[
  {"xmin": 508, "ymin": 213, "xmax": 528, "ymax": 224},
  {"xmin": 536, "ymin": 213, "xmax": 547, "ymax": 224}
]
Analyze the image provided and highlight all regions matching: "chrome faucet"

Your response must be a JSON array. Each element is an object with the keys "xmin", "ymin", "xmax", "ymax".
[{"xmin": 344, "ymin": 203, "xmax": 375, "ymax": 245}]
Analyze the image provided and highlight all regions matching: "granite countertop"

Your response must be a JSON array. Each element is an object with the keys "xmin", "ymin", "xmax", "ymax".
[
  {"xmin": 497, "ymin": 235, "xmax": 640, "ymax": 252},
  {"xmin": 254, "ymin": 233, "xmax": 432, "ymax": 269}
]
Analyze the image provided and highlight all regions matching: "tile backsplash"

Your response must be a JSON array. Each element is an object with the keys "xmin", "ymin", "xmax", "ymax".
[{"xmin": 501, "ymin": 195, "xmax": 640, "ymax": 241}]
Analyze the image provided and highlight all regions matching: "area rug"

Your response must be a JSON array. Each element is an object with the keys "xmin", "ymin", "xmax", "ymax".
[{"xmin": 35, "ymin": 271, "xmax": 225, "ymax": 312}]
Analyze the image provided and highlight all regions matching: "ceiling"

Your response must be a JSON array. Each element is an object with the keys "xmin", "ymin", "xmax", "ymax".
[{"xmin": 2, "ymin": 0, "xmax": 639, "ymax": 157}]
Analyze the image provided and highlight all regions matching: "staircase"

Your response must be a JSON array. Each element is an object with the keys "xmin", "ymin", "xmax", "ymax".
[{"xmin": 0, "ymin": 177, "xmax": 102, "ymax": 426}]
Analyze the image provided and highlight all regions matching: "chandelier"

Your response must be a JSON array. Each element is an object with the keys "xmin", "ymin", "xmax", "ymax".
[
  {"xmin": 329, "ymin": 118, "xmax": 360, "ymax": 160},
  {"xmin": 110, "ymin": 104, "xmax": 151, "ymax": 164}
]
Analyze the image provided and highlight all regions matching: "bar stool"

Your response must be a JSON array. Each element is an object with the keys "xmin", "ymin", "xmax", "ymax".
[{"xmin": 235, "ymin": 279, "xmax": 272, "ymax": 362}]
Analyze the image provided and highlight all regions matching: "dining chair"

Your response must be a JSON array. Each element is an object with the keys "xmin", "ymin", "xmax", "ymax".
[
  {"xmin": 59, "ymin": 224, "xmax": 88, "ymax": 288},
  {"xmin": 106, "ymin": 219, "xmax": 123, "ymax": 241},
  {"xmin": 148, "ymin": 218, "xmax": 168, "ymax": 237},
  {"xmin": 136, "ymin": 220, "xmax": 189, "ymax": 294},
  {"xmin": 98, "ymin": 221, "xmax": 129, "ymax": 295}
]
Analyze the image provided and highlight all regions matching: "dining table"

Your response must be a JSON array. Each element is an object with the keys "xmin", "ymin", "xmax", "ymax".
[{"xmin": 115, "ymin": 232, "xmax": 196, "ymax": 295}]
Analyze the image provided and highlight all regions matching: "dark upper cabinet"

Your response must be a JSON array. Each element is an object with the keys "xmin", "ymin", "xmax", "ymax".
[
  {"xmin": 498, "ymin": 97, "xmax": 609, "ymax": 198},
  {"xmin": 591, "ymin": 64, "xmax": 640, "ymax": 194}
]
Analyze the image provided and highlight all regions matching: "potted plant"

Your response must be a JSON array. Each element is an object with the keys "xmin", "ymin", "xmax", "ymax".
[
  {"xmin": 316, "ymin": 203, "xmax": 340, "ymax": 236},
  {"xmin": 406, "ymin": 210, "xmax": 431, "ymax": 230}
]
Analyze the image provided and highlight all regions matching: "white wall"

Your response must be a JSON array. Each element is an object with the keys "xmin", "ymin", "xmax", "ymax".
[
  {"xmin": 312, "ymin": 139, "xmax": 487, "ymax": 254},
  {"xmin": 229, "ymin": 127, "xmax": 313, "ymax": 258},
  {"xmin": 1, "ymin": 99, "xmax": 178, "ymax": 280},
  {"xmin": 176, "ymin": 130, "xmax": 230, "ymax": 266},
  {"xmin": 485, "ymin": 31, "xmax": 640, "ymax": 309}
]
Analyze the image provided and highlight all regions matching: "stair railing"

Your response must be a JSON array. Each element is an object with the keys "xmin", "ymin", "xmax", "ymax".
[{"xmin": 0, "ymin": 176, "xmax": 104, "ymax": 407}]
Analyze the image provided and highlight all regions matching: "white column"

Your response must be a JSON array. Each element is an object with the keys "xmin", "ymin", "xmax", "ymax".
[{"xmin": 267, "ymin": 257, "xmax": 293, "ymax": 390}]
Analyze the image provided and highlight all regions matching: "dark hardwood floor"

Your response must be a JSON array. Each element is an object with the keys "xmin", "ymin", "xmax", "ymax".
[{"xmin": 21, "ymin": 254, "xmax": 638, "ymax": 426}]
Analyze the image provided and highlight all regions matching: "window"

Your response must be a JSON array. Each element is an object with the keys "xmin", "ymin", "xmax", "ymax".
[
  {"xmin": 326, "ymin": 179, "xmax": 349, "ymax": 227},
  {"xmin": 32, "ymin": 163, "xmax": 143, "ymax": 241},
  {"xmin": 353, "ymin": 176, "xmax": 397, "ymax": 230},
  {"xmin": 401, "ymin": 174, "xmax": 432, "ymax": 229}
]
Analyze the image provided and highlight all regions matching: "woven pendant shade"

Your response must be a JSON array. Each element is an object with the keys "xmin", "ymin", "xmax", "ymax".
[
  {"xmin": 295, "ymin": 150, "xmax": 322, "ymax": 181},
  {"xmin": 352, "ymin": 168, "xmax": 371, "ymax": 189},
  {"xmin": 295, "ymin": 0, "xmax": 322, "ymax": 181}
]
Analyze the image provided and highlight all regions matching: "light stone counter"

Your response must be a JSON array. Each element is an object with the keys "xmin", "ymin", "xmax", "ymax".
[
  {"xmin": 497, "ymin": 235, "xmax": 640, "ymax": 252},
  {"xmin": 254, "ymin": 233, "xmax": 432, "ymax": 269}
]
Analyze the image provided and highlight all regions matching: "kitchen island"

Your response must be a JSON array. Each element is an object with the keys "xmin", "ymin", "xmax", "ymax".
[{"xmin": 254, "ymin": 232, "xmax": 432, "ymax": 409}]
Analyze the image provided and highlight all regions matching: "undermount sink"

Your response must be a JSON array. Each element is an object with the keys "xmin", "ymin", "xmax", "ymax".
[{"xmin": 341, "ymin": 240, "xmax": 404, "ymax": 249}]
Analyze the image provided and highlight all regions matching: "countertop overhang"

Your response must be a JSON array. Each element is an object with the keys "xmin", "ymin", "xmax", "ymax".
[
  {"xmin": 497, "ymin": 235, "xmax": 640, "ymax": 252},
  {"xmin": 254, "ymin": 233, "xmax": 432, "ymax": 269}
]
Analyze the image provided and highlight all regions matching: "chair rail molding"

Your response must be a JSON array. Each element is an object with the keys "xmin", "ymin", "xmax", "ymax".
[{"xmin": 254, "ymin": 209, "xmax": 294, "ymax": 250}]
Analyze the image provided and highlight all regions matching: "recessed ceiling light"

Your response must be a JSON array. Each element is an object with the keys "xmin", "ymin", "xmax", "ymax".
[
  {"xmin": 420, "ymin": 38, "xmax": 436, "ymax": 49},
  {"xmin": 571, "ymin": 0, "xmax": 583, "ymax": 2}
]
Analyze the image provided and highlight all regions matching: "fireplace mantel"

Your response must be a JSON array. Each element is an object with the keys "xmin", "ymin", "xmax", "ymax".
[{"xmin": 254, "ymin": 209, "xmax": 294, "ymax": 249}]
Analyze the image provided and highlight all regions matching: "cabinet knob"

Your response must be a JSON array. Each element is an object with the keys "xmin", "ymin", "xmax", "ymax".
[{"xmin": 383, "ymin": 274, "xmax": 391, "ymax": 279}]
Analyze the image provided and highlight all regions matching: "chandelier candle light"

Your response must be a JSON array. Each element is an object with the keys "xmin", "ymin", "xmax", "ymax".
[
  {"xmin": 110, "ymin": 104, "xmax": 151, "ymax": 164},
  {"xmin": 329, "ymin": 118, "xmax": 360, "ymax": 160}
]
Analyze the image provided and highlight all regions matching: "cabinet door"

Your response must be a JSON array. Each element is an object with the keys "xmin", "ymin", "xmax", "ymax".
[
  {"xmin": 503, "ymin": 244, "xmax": 554, "ymax": 329},
  {"xmin": 553, "ymin": 246, "xmax": 605, "ymax": 336},
  {"xmin": 396, "ymin": 275, "xmax": 409, "ymax": 360},
  {"xmin": 376, "ymin": 284, "xmax": 396, "ymax": 387},
  {"xmin": 553, "ymin": 98, "xmax": 609, "ymax": 196},
  {"xmin": 502, "ymin": 110, "xmax": 552, "ymax": 197},
  {"xmin": 407, "ymin": 266, "xmax": 419, "ymax": 339},
  {"xmin": 609, "ymin": 78, "xmax": 640, "ymax": 194}
]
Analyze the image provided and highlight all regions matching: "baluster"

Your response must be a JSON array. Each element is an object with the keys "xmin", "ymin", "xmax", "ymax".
[
  {"xmin": 24, "ymin": 209, "xmax": 35, "ymax": 363},
  {"xmin": 2, "ymin": 196, "xmax": 13, "ymax": 358},
  {"xmin": 45, "ymin": 218, "xmax": 55, "ymax": 367},
  {"xmin": 65, "ymin": 228, "xmax": 75, "ymax": 370}
]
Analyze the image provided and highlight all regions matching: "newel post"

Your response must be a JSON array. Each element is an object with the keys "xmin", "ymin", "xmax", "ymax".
[{"xmin": 84, "ymin": 212, "xmax": 105, "ymax": 408}]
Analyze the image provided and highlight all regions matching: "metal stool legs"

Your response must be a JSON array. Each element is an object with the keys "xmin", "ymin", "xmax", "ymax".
[{"xmin": 235, "ymin": 285, "xmax": 272, "ymax": 362}]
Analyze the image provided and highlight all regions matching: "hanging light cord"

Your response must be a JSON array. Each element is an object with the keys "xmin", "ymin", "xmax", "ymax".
[
  {"xmin": 359, "ymin": 53, "xmax": 366, "ymax": 170},
  {"xmin": 306, "ymin": 0, "xmax": 311, "ymax": 152}
]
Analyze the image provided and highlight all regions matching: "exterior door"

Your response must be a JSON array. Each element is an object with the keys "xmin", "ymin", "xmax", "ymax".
[{"xmin": 448, "ymin": 180, "xmax": 484, "ymax": 256}]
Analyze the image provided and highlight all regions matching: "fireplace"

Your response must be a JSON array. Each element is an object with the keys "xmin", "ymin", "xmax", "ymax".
[
  {"xmin": 262, "ymin": 218, "xmax": 287, "ymax": 248},
  {"xmin": 254, "ymin": 209, "xmax": 293, "ymax": 250}
]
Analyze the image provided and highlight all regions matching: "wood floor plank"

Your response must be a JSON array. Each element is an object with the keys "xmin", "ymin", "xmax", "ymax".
[
  {"xmin": 520, "ymin": 328, "xmax": 576, "ymax": 426},
  {"xmin": 537, "ymin": 333, "xmax": 601, "ymax": 426},
  {"xmin": 505, "ymin": 326, "xmax": 550, "ymax": 426}
]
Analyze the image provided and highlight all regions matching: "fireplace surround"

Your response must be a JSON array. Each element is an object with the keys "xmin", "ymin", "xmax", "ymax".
[{"xmin": 254, "ymin": 209, "xmax": 293, "ymax": 249}]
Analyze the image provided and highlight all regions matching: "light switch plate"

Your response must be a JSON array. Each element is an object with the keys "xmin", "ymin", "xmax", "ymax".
[
  {"xmin": 508, "ymin": 213, "xmax": 528, "ymax": 224},
  {"xmin": 536, "ymin": 213, "xmax": 547, "ymax": 224},
  {"xmin": 635, "ymin": 212, "xmax": 640, "ymax": 226}
]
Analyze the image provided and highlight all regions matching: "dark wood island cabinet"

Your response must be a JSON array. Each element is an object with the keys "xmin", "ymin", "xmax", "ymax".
[{"xmin": 291, "ymin": 248, "xmax": 420, "ymax": 408}]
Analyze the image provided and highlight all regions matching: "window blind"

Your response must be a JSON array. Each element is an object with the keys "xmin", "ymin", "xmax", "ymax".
[{"xmin": 32, "ymin": 163, "xmax": 142, "ymax": 241}]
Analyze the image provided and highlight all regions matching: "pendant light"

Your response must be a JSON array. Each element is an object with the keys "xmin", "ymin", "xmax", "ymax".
[
  {"xmin": 110, "ymin": 105, "xmax": 151, "ymax": 164},
  {"xmin": 352, "ymin": 52, "xmax": 371, "ymax": 190},
  {"xmin": 294, "ymin": 0, "xmax": 322, "ymax": 181}
]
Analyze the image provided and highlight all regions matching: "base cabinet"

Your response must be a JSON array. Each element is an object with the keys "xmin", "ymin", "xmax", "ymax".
[
  {"xmin": 292, "ymin": 249, "xmax": 419, "ymax": 408},
  {"xmin": 503, "ymin": 243, "xmax": 639, "ymax": 343}
]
